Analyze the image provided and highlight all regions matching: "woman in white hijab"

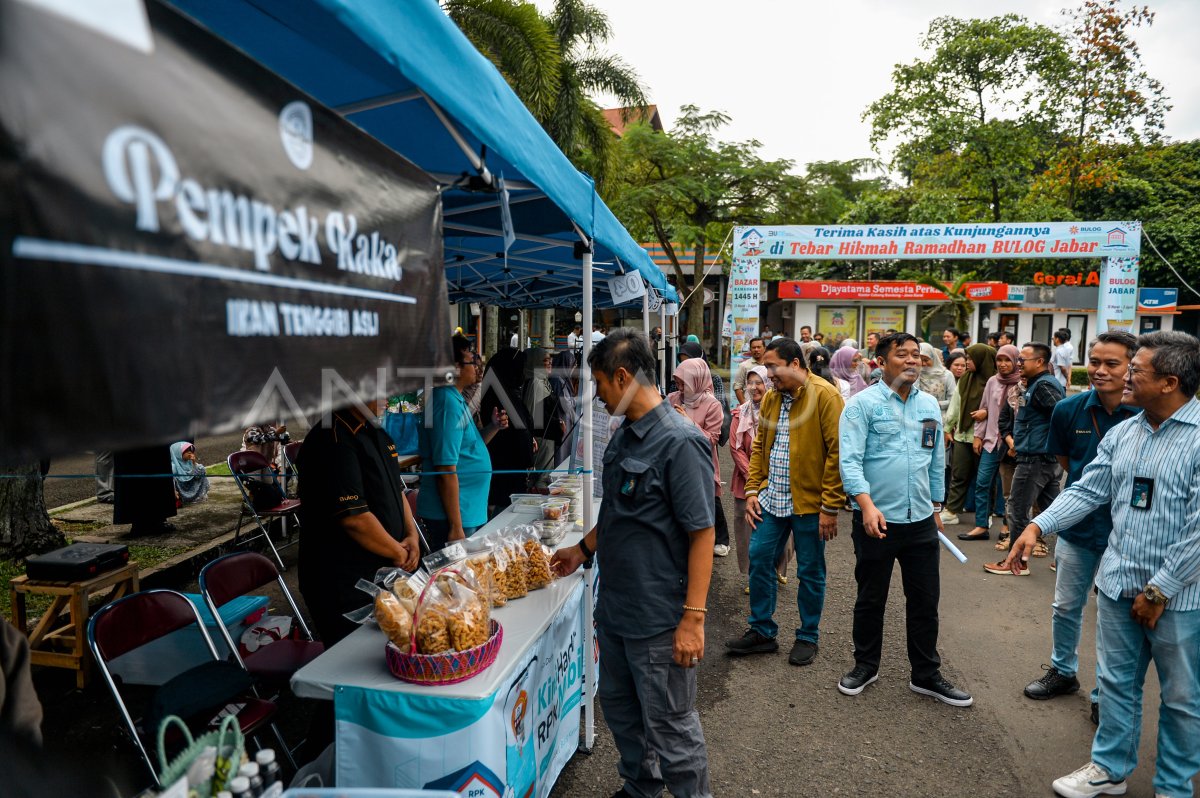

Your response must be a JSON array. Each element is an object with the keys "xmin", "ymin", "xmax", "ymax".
[{"xmin": 918, "ymin": 341, "xmax": 957, "ymax": 415}]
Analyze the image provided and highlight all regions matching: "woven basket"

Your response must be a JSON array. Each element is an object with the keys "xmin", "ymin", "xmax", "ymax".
[{"xmin": 386, "ymin": 619, "xmax": 503, "ymax": 685}]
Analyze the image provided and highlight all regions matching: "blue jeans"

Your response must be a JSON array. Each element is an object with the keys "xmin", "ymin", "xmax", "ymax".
[
  {"xmin": 1092, "ymin": 593, "xmax": 1200, "ymax": 797},
  {"xmin": 747, "ymin": 511, "xmax": 825, "ymax": 644},
  {"xmin": 1050, "ymin": 538, "xmax": 1104, "ymax": 702},
  {"xmin": 972, "ymin": 446, "xmax": 1006, "ymax": 528}
]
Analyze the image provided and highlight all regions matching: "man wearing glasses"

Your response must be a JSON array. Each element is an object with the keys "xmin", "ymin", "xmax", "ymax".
[
  {"xmin": 417, "ymin": 335, "xmax": 508, "ymax": 549},
  {"xmin": 983, "ymin": 343, "xmax": 1064, "ymax": 575},
  {"xmin": 1005, "ymin": 331, "xmax": 1200, "ymax": 798}
]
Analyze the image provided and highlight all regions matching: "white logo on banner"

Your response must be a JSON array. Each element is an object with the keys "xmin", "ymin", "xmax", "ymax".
[{"xmin": 278, "ymin": 101, "xmax": 314, "ymax": 170}]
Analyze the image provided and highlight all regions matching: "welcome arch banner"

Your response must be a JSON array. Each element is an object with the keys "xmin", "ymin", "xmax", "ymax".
[{"xmin": 732, "ymin": 221, "xmax": 1141, "ymax": 334}]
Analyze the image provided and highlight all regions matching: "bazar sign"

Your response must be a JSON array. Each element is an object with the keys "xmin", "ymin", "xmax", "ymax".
[
  {"xmin": 734, "ymin": 223, "xmax": 1142, "ymax": 260},
  {"xmin": 779, "ymin": 281, "xmax": 1009, "ymax": 302}
]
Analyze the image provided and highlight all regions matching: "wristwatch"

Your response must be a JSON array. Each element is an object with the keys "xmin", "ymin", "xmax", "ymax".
[{"xmin": 1143, "ymin": 584, "xmax": 1169, "ymax": 606}]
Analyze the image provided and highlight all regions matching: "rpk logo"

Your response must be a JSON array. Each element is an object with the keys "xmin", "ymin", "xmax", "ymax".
[{"xmin": 279, "ymin": 101, "xmax": 314, "ymax": 170}]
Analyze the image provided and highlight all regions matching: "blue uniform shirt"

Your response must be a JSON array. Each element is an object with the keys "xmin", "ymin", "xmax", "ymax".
[
  {"xmin": 1034, "ymin": 399, "xmax": 1200, "ymax": 609},
  {"xmin": 1046, "ymin": 390, "xmax": 1137, "ymax": 551},
  {"xmin": 417, "ymin": 386, "xmax": 491, "ymax": 528},
  {"xmin": 839, "ymin": 381, "xmax": 946, "ymax": 525}
]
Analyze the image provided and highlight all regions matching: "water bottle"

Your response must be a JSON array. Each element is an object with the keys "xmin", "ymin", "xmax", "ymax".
[
  {"xmin": 255, "ymin": 749, "xmax": 283, "ymax": 798},
  {"xmin": 227, "ymin": 776, "xmax": 252, "ymax": 798},
  {"xmin": 237, "ymin": 762, "xmax": 264, "ymax": 797}
]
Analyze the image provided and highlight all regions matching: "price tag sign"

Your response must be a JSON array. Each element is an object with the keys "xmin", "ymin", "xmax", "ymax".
[{"xmin": 607, "ymin": 273, "xmax": 646, "ymax": 305}]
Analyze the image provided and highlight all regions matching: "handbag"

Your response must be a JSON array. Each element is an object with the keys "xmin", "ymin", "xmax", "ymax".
[
  {"xmin": 383, "ymin": 411, "xmax": 421, "ymax": 456},
  {"xmin": 156, "ymin": 714, "xmax": 244, "ymax": 796}
]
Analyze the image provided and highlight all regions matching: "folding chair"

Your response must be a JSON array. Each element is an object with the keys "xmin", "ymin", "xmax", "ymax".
[
  {"xmin": 88, "ymin": 588, "xmax": 282, "ymax": 786},
  {"xmin": 199, "ymin": 552, "xmax": 323, "ymax": 683},
  {"xmin": 227, "ymin": 451, "xmax": 300, "ymax": 571},
  {"xmin": 282, "ymin": 440, "xmax": 302, "ymax": 496}
]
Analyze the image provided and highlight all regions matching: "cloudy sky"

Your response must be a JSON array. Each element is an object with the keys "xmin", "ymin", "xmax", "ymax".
[{"xmin": 556, "ymin": 0, "xmax": 1200, "ymax": 170}]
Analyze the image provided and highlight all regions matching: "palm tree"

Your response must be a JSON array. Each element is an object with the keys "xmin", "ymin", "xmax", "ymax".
[
  {"xmin": 444, "ymin": 0, "xmax": 647, "ymax": 182},
  {"xmin": 541, "ymin": 0, "xmax": 647, "ymax": 181},
  {"xmin": 442, "ymin": 0, "xmax": 561, "ymax": 122},
  {"xmin": 915, "ymin": 271, "xmax": 976, "ymax": 334}
]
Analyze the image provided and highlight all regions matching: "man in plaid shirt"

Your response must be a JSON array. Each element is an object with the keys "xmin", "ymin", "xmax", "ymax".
[{"xmin": 726, "ymin": 337, "xmax": 846, "ymax": 666}]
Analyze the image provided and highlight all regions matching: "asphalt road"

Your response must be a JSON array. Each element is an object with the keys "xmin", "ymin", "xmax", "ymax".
[{"xmin": 550, "ymin": 474, "xmax": 1185, "ymax": 798}]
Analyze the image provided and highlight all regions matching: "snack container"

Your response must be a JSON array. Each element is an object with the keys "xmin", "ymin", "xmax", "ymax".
[{"xmin": 540, "ymin": 500, "xmax": 569, "ymax": 521}]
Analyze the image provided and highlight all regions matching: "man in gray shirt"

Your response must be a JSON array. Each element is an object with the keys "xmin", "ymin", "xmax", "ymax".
[{"xmin": 552, "ymin": 328, "xmax": 716, "ymax": 798}]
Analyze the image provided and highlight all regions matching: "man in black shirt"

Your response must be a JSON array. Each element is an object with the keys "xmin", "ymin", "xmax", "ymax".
[{"xmin": 298, "ymin": 400, "xmax": 421, "ymax": 645}]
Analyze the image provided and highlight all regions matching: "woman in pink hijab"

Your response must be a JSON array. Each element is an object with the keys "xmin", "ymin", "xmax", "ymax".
[
  {"xmin": 669, "ymin": 356, "xmax": 730, "ymax": 556},
  {"xmin": 831, "ymin": 346, "xmax": 869, "ymax": 396}
]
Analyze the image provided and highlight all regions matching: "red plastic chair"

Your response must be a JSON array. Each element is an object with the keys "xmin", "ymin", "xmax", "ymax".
[
  {"xmin": 227, "ymin": 451, "xmax": 300, "ymax": 570},
  {"xmin": 199, "ymin": 552, "xmax": 324, "ymax": 681},
  {"xmin": 88, "ymin": 589, "xmax": 281, "ymax": 786}
]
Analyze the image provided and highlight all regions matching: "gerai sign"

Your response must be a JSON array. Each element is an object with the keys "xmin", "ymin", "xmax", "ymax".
[{"xmin": 102, "ymin": 123, "xmax": 404, "ymax": 279}]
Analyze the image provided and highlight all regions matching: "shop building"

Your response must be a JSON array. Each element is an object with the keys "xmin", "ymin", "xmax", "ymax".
[{"xmin": 776, "ymin": 278, "xmax": 1179, "ymax": 365}]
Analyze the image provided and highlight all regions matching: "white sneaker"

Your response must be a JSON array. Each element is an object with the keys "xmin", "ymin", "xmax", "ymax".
[
  {"xmin": 713, "ymin": 544, "xmax": 730, "ymax": 557},
  {"xmin": 939, "ymin": 509, "xmax": 960, "ymax": 525},
  {"xmin": 1052, "ymin": 762, "xmax": 1127, "ymax": 798}
]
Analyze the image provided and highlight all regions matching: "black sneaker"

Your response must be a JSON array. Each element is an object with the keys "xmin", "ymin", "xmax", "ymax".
[
  {"xmin": 788, "ymin": 639, "xmax": 818, "ymax": 666},
  {"xmin": 724, "ymin": 629, "xmax": 778, "ymax": 655},
  {"xmin": 838, "ymin": 665, "xmax": 879, "ymax": 696},
  {"xmin": 1091, "ymin": 701, "xmax": 1100, "ymax": 726},
  {"xmin": 1023, "ymin": 666, "xmax": 1080, "ymax": 700},
  {"xmin": 910, "ymin": 674, "xmax": 974, "ymax": 707}
]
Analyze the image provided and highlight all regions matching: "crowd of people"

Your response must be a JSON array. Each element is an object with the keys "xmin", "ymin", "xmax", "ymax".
[{"xmin": 284, "ymin": 319, "xmax": 1200, "ymax": 798}]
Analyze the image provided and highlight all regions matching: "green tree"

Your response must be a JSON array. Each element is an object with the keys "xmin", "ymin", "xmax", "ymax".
[
  {"xmin": 443, "ymin": 0, "xmax": 561, "ymax": 121},
  {"xmin": 607, "ymin": 107, "xmax": 804, "ymax": 337},
  {"xmin": 865, "ymin": 15, "xmax": 1068, "ymax": 231},
  {"xmin": 444, "ymin": 0, "xmax": 646, "ymax": 182},
  {"xmin": 910, "ymin": 271, "xmax": 978, "ymax": 334},
  {"xmin": 1049, "ymin": 0, "xmax": 1171, "ymax": 211},
  {"xmin": 0, "ymin": 466, "xmax": 63, "ymax": 559},
  {"xmin": 541, "ymin": 0, "xmax": 646, "ymax": 181}
]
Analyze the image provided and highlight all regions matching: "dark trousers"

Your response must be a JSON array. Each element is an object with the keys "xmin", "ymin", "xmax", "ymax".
[
  {"xmin": 597, "ymin": 627, "xmax": 712, "ymax": 798},
  {"xmin": 946, "ymin": 440, "xmax": 979, "ymax": 513},
  {"xmin": 1007, "ymin": 457, "xmax": 1062, "ymax": 534},
  {"xmin": 851, "ymin": 512, "xmax": 942, "ymax": 682},
  {"xmin": 713, "ymin": 494, "xmax": 729, "ymax": 547}
]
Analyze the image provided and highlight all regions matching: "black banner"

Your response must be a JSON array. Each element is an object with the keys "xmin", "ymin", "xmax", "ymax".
[{"xmin": 0, "ymin": 0, "xmax": 449, "ymax": 460}]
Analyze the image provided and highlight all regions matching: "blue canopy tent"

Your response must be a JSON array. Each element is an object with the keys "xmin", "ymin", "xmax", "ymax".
[
  {"xmin": 163, "ymin": 0, "xmax": 676, "ymax": 310},
  {"xmin": 162, "ymin": 0, "xmax": 675, "ymax": 761}
]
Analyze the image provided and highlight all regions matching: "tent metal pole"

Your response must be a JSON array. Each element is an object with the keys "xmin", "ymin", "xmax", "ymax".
[
  {"xmin": 422, "ymin": 94, "xmax": 493, "ymax": 184},
  {"xmin": 641, "ymin": 284, "xmax": 651, "ymax": 340},
  {"xmin": 580, "ymin": 240, "xmax": 596, "ymax": 753},
  {"xmin": 659, "ymin": 303, "xmax": 667, "ymax": 394}
]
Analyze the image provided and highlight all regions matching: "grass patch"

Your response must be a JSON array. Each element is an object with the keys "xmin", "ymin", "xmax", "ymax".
[
  {"xmin": 50, "ymin": 518, "xmax": 107, "ymax": 533},
  {"xmin": 1, "ymin": 541, "xmax": 187, "ymax": 624},
  {"xmin": 207, "ymin": 462, "xmax": 231, "ymax": 477}
]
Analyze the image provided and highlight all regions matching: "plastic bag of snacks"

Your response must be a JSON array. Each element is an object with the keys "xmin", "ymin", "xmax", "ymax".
[
  {"xmin": 463, "ymin": 537, "xmax": 506, "ymax": 608},
  {"xmin": 492, "ymin": 530, "xmax": 528, "ymax": 600},
  {"xmin": 515, "ymin": 527, "xmax": 555, "ymax": 590},
  {"xmin": 343, "ymin": 568, "xmax": 429, "ymax": 650},
  {"xmin": 434, "ymin": 572, "xmax": 492, "ymax": 651}
]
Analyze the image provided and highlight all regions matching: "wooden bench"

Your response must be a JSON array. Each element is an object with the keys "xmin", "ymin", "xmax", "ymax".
[{"xmin": 9, "ymin": 562, "xmax": 140, "ymax": 688}]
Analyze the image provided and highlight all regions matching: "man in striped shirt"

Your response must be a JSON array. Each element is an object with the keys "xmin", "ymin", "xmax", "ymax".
[{"xmin": 1005, "ymin": 331, "xmax": 1200, "ymax": 798}]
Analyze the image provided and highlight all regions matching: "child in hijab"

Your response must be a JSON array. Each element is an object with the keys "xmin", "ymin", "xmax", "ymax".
[
  {"xmin": 668, "ymin": 357, "xmax": 731, "ymax": 557},
  {"xmin": 170, "ymin": 442, "xmax": 209, "ymax": 505}
]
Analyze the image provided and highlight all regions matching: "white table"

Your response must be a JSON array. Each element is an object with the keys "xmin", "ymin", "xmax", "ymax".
[{"xmin": 290, "ymin": 499, "xmax": 600, "ymax": 795}]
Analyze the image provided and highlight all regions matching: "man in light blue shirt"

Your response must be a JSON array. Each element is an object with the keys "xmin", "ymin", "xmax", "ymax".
[
  {"xmin": 1006, "ymin": 331, "xmax": 1200, "ymax": 798},
  {"xmin": 837, "ymin": 333, "xmax": 971, "ymax": 707}
]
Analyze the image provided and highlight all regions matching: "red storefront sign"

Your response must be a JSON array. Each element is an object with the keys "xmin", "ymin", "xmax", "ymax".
[{"xmin": 779, "ymin": 280, "xmax": 1009, "ymax": 302}]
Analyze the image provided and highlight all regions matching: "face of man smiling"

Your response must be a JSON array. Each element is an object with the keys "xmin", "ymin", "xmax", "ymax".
[{"xmin": 880, "ymin": 339, "xmax": 922, "ymax": 390}]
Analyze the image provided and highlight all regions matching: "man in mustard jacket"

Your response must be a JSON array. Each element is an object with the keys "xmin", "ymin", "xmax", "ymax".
[{"xmin": 727, "ymin": 337, "xmax": 846, "ymax": 666}]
